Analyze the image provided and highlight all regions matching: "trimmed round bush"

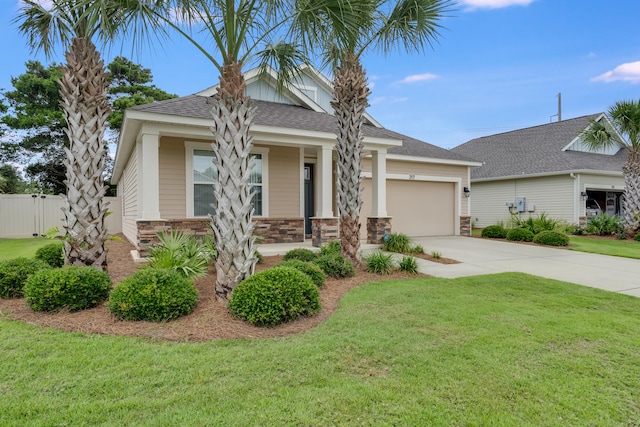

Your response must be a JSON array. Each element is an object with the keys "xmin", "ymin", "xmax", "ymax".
[
  {"xmin": 228, "ymin": 267, "xmax": 320, "ymax": 326},
  {"xmin": 107, "ymin": 268, "xmax": 198, "ymax": 322},
  {"xmin": 506, "ymin": 227, "xmax": 535, "ymax": 242},
  {"xmin": 634, "ymin": 232, "xmax": 640, "ymax": 242},
  {"xmin": 283, "ymin": 248, "xmax": 317, "ymax": 263},
  {"xmin": 278, "ymin": 259, "xmax": 326, "ymax": 287},
  {"xmin": 481, "ymin": 225, "xmax": 507, "ymax": 239},
  {"xmin": 532, "ymin": 230, "xmax": 569, "ymax": 247},
  {"xmin": 35, "ymin": 243, "xmax": 64, "ymax": 268},
  {"xmin": 24, "ymin": 266, "xmax": 111, "ymax": 312},
  {"xmin": 314, "ymin": 252, "xmax": 355, "ymax": 279},
  {"xmin": 0, "ymin": 257, "xmax": 51, "ymax": 299}
]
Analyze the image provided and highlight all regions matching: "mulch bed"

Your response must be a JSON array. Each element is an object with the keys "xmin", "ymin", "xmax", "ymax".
[{"xmin": 0, "ymin": 236, "xmax": 429, "ymax": 342}]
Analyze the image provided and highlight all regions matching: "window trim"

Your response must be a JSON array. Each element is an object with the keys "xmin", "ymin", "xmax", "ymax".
[{"xmin": 185, "ymin": 141, "xmax": 269, "ymax": 218}]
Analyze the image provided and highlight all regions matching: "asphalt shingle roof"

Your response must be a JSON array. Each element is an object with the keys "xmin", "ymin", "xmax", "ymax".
[
  {"xmin": 131, "ymin": 95, "xmax": 475, "ymax": 163},
  {"xmin": 451, "ymin": 114, "xmax": 628, "ymax": 180}
]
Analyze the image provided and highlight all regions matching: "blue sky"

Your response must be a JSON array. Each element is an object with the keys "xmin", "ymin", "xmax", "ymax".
[{"xmin": 1, "ymin": 0, "xmax": 639, "ymax": 149}]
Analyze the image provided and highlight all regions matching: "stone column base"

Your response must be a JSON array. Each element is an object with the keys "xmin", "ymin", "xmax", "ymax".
[
  {"xmin": 459, "ymin": 216, "xmax": 471, "ymax": 236},
  {"xmin": 311, "ymin": 217, "xmax": 339, "ymax": 247},
  {"xmin": 579, "ymin": 216, "xmax": 587, "ymax": 229},
  {"xmin": 367, "ymin": 217, "xmax": 392, "ymax": 244}
]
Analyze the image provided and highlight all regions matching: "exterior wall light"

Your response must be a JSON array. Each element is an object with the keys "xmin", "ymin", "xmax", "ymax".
[
  {"xmin": 580, "ymin": 191, "xmax": 588, "ymax": 200},
  {"xmin": 463, "ymin": 187, "xmax": 471, "ymax": 198}
]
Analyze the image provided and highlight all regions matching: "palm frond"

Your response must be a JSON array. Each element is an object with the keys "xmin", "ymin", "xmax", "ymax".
[
  {"xmin": 580, "ymin": 120, "xmax": 616, "ymax": 151},
  {"xmin": 372, "ymin": 0, "xmax": 454, "ymax": 55},
  {"xmin": 255, "ymin": 41, "xmax": 307, "ymax": 93}
]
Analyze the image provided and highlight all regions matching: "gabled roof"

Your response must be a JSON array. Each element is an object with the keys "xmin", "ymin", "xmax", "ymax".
[
  {"xmin": 129, "ymin": 95, "xmax": 475, "ymax": 163},
  {"xmin": 452, "ymin": 114, "xmax": 628, "ymax": 181}
]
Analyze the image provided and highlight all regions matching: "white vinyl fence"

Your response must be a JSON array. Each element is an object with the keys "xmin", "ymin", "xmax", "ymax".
[{"xmin": 0, "ymin": 194, "xmax": 121, "ymax": 238}]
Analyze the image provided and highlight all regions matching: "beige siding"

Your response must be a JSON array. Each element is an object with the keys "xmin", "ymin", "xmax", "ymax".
[
  {"xmin": 267, "ymin": 145, "xmax": 300, "ymax": 217},
  {"xmin": 159, "ymin": 137, "xmax": 187, "ymax": 218},
  {"xmin": 471, "ymin": 175, "xmax": 576, "ymax": 228},
  {"xmin": 362, "ymin": 158, "xmax": 470, "ymax": 215},
  {"xmin": 121, "ymin": 146, "xmax": 138, "ymax": 244}
]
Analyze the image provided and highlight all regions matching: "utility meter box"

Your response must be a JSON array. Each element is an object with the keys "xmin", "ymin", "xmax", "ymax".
[{"xmin": 516, "ymin": 197, "xmax": 526, "ymax": 212}]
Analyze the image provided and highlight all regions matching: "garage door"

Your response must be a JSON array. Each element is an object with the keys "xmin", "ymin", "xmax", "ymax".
[{"xmin": 361, "ymin": 179, "xmax": 455, "ymax": 238}]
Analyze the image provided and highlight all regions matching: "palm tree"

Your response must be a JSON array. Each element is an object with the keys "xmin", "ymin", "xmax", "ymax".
[
  {"xmin": 295, "ymin": 0, "xmax": 452, "ymax": 266},
  {"xmin": 123, "ymin": 0, "xmax": 307, "ymax": 300},
  {"xmin": 580, "ymin": 100, "xmax": 640, "ymax": 233},
  {"xmin": 15, "ymin": 0, "xmax": 120, "ymax": 270}
]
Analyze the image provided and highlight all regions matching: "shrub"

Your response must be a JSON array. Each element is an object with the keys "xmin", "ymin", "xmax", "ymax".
[
  {"xmin": 228, "ymin": 267, "xmax": 320, "ymax": 326},
  {"xmin": 0, "ymin": 258, "xmax": 51, "ymax": 299},
  {"xmin": 24, "ymin": 266, "xmax": 111, "ymax": 312},
  {"xmin": 411, "ymin": 245, "xmax": 425, "ymax": 254},
  {"xmin": 514, "ymin": 213, "xmax": 560, "ymax": 234},
  {"xmin": 278, "ymin": 259, "xmax": 326, "ymax": 287},
  {"xmin": 319, "ymin": 240, "xmax": 341, "ymax": 256},
  {"xmin": 107, "ymin": 268, "xmax": 198, "ymax": 322},
  {"xmin": 255, "ymin": 250, "xmax": 264, "ymax": 264},
  {"xmin": 283, "ymin": 248, "xmax": 317, "ymax": 262},
  {"xmin": 383, "ymin": 233, "xmax": 412, "ymax": 253},
  {"xmin": 481, "ymin": 225, "xmax": 507, "ymax": 239},
  {"xmin": 147, "ymin": 229, "xmax": 216, "ymax": 279},
  {"xmin": 364, "ymin": 251, "xmax": 394, "ymax": 275},
  {"xmin": 314, "ymin": 252, "xmax": 356, "ymax": 279},
  {"xmin": 506, "ymin": 227, "xmax": 535, "ymax": 242},
  {"xmin": 532, "ymin": 230, "xmax": 569, "ymax": 247},
  {"xmin": 431, "ymin": 251, "xmax": 442, "ymax": 259},
  {"xmin": 35, "ymin": 243, "xmax": 64, "ymax": 268},
  {"xmin": 399, "ymin": 256, "xmax": 418, "ymax": 274},
  {"xmin": 585, "ymin": 213, "xmax": 623, "ymax": 236},
  {"xmin": 634, "ymin": 232, "xmax": 640, "ymax": 242}
]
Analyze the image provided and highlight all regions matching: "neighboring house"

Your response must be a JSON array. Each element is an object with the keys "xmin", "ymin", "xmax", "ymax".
[
  {"xmin": 111, "ymin": 66, "xmax": 480, "ymax": 253},
  {"xmin": 452, "ymin": 114, "xmax": 628, "ymax": 228}
]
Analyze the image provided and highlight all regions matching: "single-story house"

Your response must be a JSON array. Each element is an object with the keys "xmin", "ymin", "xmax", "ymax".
[
  {"xmin": 111, "ymin": 65, "xmax": 480, "ymax": 253},
  {"xmin": 451, "ymin": 114, "xmax": 628, "ymax": 228}
]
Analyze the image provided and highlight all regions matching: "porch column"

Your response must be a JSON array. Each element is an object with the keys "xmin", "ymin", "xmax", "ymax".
[
  {"xmin": 312, "ymin": 145, "xmax": 338, "ymax": 247},
  {"xmin": 368, "ymin": 149, "xmax": 391, "ymax": 243},
  {"xmin": 371, "ymin": 149, "xmax": 387, "ymax": 217},
  {"xmin": 315, "ymin": 145, "xmax": 334, "ymax": 217},
  {"xmin": 138, "ymin": 131, "xmax": 161, "ymax": 220}
]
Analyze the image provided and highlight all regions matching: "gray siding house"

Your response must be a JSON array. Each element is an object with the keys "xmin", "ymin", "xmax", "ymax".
[{"xmin": 452, "ymin": 114, "xmax": 628, "ymax": 228}]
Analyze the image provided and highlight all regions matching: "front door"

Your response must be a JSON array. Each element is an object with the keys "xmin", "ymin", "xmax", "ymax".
[{"xmin": 304, "ymin": 164, "xmax": 314, "ymax": 235}]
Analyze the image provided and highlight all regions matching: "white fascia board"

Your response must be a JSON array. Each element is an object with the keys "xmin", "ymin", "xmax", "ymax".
[
  {"xmin": 385, "ymin": 153, "xmax": 483, "ymax": 167},
  {"xmin": 112, "ymin": 112, "xmax": 141, "ymax": 184},
  {"xmin": 472, "ymin": 169, "xmax": 623, "ymax": 183}
]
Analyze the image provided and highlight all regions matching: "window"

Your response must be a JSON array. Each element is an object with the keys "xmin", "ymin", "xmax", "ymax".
[{"xmin": 186, "ymin": 142, "xmax": 268, "ymax": 217}]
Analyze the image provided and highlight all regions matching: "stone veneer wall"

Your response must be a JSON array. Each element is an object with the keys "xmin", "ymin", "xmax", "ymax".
[
  {"xmin": 459, "ymin": 216, "xmax": 471, "ymax": 237},
  {"xmin": 366, "ymin": 217, "xmax": 392, "ymax": 244},
  {"xmin": 578, "ymin": 216, "xmax": 587, "ymax": 229},
  {"xmin": 311, "ymin": 217, "xmax": 339, "ymax": 247},
  {"xmin": 136, "ymin": 217, "xmax": 304, "ymax": 255}
]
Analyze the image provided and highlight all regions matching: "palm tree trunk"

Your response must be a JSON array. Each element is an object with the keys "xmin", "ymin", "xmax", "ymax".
[
  {"xmin": 58, "ymin": 37, "xmax": 110, "ymax": 271},
  {"xmin": 331, "ymin": 54, "xmax": 370, "ymax": 267},
  {"xmin": 623, "ymin": 149, "xmax": 640, "ymax": 232},
  {"xmin": 209, "ymin": 61, "xmax": 258, "ymax": 300}
]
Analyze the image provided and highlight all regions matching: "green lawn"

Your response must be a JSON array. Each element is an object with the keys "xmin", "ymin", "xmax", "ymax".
[
  {"xmin": 569, "ymin": 236, "xmax": 640, "ymax": 259},
  {"xmin": 2, "ymin": 273, "xmax": 639, "ymax": 426},
  {"xmin": 0, "ymin": 238, "xmax": 59, "ymax": 260}
]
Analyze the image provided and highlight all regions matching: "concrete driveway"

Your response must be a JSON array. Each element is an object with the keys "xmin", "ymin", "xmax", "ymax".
[{"xmin": 409, "ymin": 236, "xmax": 640, "ymax": 298}]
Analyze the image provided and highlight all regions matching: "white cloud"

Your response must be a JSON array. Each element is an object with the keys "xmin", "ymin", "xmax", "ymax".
[
  {"xmin": 461, "ymin": 0, "xmax": 534, "ymax": 10},
  {"xmin": 591, "ymin": 61, "xmax": 640, "ymax": 84},
  {"xmin": 395, "ymin": 73, "xmax": 438, "ymax": 84}
]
